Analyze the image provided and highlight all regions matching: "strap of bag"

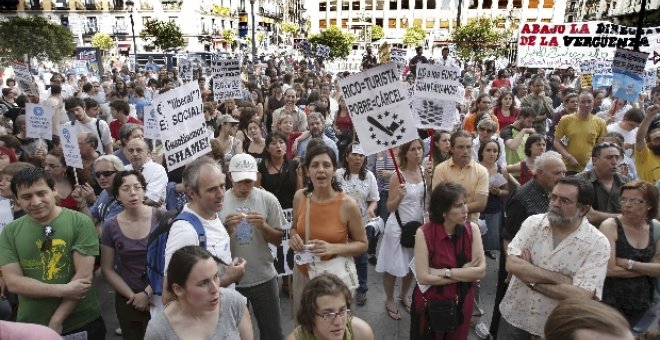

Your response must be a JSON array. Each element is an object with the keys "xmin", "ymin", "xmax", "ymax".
[
  {"xmin": 395, "ymin": 166, "xmax": 426, "ymax": 228},
  {"xmin": 305, "ymin": 191, "xmax": 311, "ymax": 244}
]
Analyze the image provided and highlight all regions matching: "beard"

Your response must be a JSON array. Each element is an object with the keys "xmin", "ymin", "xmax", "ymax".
[{"xmin": 547, "ymin": 207, "xmax": 581, "ymax": 226}]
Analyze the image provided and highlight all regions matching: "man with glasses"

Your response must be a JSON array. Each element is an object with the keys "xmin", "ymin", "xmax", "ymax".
[
  {"xmin": 576, "ymin": 142, "xmax": 628, "ymax": 227},
  {"xmin": 553, "ymin": 92, "xmax": 607, "ymax": 175},
  {"xmin": 497, "ymin": 176, "xmax": 610, "ymax": 339},
  {"xmin": 0, "ymin": 168, "xmax": 105, "ymax": 337},
  {"xmin": 123, "ymin": 138, "xmax": 166, "ymax": 207}
]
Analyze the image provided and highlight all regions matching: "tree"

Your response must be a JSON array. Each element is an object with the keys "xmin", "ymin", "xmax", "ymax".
[
  {"xmin": 91, "ymin": 33, "xmax": 114, "ymax": 51},
  {"xmin": 403, "ymin": 26, "xmax": 426, "ymax": 47},
  {"xmin": 308, "ymin": 25, "xmax": 356, "ymax": 61},
  {"xmin": 222, "ymin": 29, "xmax": 236, "ymax": 46},
  {"xmin": 371, "ymin": 25, "xmax": 385, "ymax": 41},
  {"xmin": 139, "ymin": 19, "xmax": 185, "ymax": 52},
  {"xmin": 451, "ymin": 17, "xmax": 511, "ymax": 61},
  {"xmin": 280, "ymin": 22, "xmax": 298, "ymax": 36},
  {"xmin": 0, "ymin": 16, "xmax": 75, "ymax": 63}
]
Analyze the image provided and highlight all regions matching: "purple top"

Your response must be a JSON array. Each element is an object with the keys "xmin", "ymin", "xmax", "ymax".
[{"xmin": 102, "ymin": 209, "xmax": 159, "ymax": 292}]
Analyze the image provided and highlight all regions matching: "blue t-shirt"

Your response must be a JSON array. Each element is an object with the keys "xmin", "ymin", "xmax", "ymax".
[{"xmin": 90, "ymin": 190, "xmax": 123, "ymax": 225}]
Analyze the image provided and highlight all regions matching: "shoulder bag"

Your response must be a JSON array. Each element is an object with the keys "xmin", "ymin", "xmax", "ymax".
[
  {"xmin": 305, "ymin": 192, "xmax": 359, "ymax": 290},
  {"xmin": 422, "ymin": 223, "xmax": 470, "ymax": 333},
  {"xmin": 395, "ymin": 167, "xmax": 426, "ymax": 248}
]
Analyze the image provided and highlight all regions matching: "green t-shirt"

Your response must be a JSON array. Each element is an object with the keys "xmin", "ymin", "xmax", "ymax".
[{"xmin": 0, "ymin": 208, "xmax": 101, "ymax": 333}]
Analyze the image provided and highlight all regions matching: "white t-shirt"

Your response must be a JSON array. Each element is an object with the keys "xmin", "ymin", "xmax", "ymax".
[
  {"xmin": 608, "ymin": 122, "xmax": 638, "ymax": 157},
  {"xmin": 334, "ymin": 169, "xmax": 379, "ymax": 219},
  {"xmin": 125, "ymin": 160, "xmax": 168, "ymax": 203},
  {"xmin": 69, "ymin": 118, "xmax": 112, "ymax": 154}
]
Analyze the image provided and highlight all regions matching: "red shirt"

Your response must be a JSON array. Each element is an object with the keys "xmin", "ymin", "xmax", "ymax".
[{"xmin": 109, "ymin": 116, "xmax": 143, "ymax": 140}]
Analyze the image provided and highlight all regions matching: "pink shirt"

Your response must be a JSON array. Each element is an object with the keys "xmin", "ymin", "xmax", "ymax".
[{"xmin": 0, "ymin": 321, "xmax": 62, "ymax": 340}]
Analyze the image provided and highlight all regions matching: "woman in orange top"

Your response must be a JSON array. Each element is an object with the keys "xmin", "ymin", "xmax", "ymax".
[
  {"xmin": 463, "ymin": 94, "xmax": 499, "ymax": 135},
  {"xmin": 288, "ymin": 144, "xmax": 368, "ymax": 316}
]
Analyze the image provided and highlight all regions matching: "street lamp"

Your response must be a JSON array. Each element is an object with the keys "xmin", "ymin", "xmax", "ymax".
[
  {"xmin": 126, "ymin": 0, "xmax": 137, "ymax": 73},
  {"xmin": 249, "ymin": 0, "xmax": 257, "ymax": 82}
]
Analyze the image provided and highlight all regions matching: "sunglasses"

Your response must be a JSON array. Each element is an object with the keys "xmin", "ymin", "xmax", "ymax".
[
  {"xmin": 95, "ymin": 170, "xmax": 117, "ymax": 178},
  {"xmin": 41, "ymin": 225, "xmax": 55, "ymax": 252}
]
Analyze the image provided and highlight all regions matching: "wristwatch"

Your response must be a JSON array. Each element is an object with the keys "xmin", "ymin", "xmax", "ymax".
[
  {"xmin": 528, "ymin": 282, "xmax": 536, "ymax": 289},
  {"xmin": 444, "ymin": 268, "xmax": 452, "ymax": 279}
]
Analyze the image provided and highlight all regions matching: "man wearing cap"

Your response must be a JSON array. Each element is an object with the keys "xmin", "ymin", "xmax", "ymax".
[
  {"xmin": 634, "ymin": 86, "xmax": 660, "ymax": 183},
  {"xmin": 221, "ymin": 153, "xmax": 285, "ymax": 340}
]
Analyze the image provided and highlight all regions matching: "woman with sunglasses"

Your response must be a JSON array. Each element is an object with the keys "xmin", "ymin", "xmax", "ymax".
[
  {"xmin": 101, "ymin": 170, "xmax": 158, "ymax": 340},
  {"xmin": 78, "ymin": 155, "xmax": 124, "ymax": 234},
  {"xmin": 286, "ymin": 273, "xmax": 374, "ymax": 340},
  {"xmin": 463, "ymin": 94, "xmax": 498, "ymax": 135}
]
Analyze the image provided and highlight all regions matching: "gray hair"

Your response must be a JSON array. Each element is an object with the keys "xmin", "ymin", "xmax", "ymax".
[
  {"xmin": 182, "ymin": 156, "xmax": 223, "ymax": 194},
  {"xmin": 533, "ymin": 150, "xmax": 563, "ymax": 174},
  {"xmin": 307, "ymin": 112, "xmax": 325, "ymax": 125},
  {"xmin": 477, "ymin": 118, "xmax": 497, "ymax": 130},
  {"xmin": 119, "ymin": 123, "xmax": 144, "ymax": 144},
  {"xmin": 94, "ymin": 154, "xmax": 124, "ymax": 172}
]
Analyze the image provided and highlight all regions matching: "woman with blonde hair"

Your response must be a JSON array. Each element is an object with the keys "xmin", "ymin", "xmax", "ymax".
[{"xmin": 544, "ymin": 298, "xmax": 633, "ymax": 340}]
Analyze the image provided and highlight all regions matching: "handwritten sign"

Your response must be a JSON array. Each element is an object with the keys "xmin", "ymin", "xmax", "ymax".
[
  {"xmin": 612, "ymin": 48, "xmax": 649, "ymax": 76},
  {"xmin": 644, "ymin": 69, "xmax": 658, "ymax": 92},
  {"xmin": 391, "ymin": 49, "xmax": 407, "ymax": 66},
  {"xmin": 25, "ymin": 103, "xmax": 53, "ymax": 140},
  {"xmin": 580, "ymin": 59, "xmax": 613, "ymax": 88},
  {"xmin": 143, "ymin": 105, "xmax": 161, "ymax": 140},
  {"xmin": 212, "ymin": 59, "xmax": 242, "ymax": 101},
  {"xmin": 12, "ymin": 62, "xmax": 38, "ymax": 96},
  {"xmin": 153, "ymin": 82, "xmax": 210, "ymax": 171},
  {"xmin": 612, "ymin": 48, "xmax": 649, "ymax": 102},
  {"xmin": 414, "ymin": 64, "xmax": 464, "ymax": 103},
  {"xmin": 580, "ymin": 73, "xmax": 593, "ymax": 88},
  {"xmin": 59, "ymin": 125, "xmax": 83, "ymax": 169},
  {"xmin": 517, "ymin": 21, "xmax": 660, "ymax": 68},
  {"xmin": 178, "ymin": 58, "xmax": 193, "ymax": 83},
  {"xmin": 339, "ymin": 63, "xmax": 418, "ymax": 155},
  {"xmin": 316, "ymin": 44, "xmax": 331, "ymax": 59},
  {"xmin": 269, "ymin": 208, "xmax": 294, "ymax": 276}
]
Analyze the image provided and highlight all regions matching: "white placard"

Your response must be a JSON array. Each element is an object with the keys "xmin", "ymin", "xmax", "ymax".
[
  {"xmin": 143, "ymin": 105, "xmax": 161, "ymax": 140},
  {"xmin": 212, "ymin": 58, "xmax": 242, "ymax": 102},
  {"xmin": 391, "ymin": 49, "xmax": 407, "ymax": 66},
  {"xmin": 644, "ymin": 69, "xmax": 658, "ymax": 92},
  {"xmin": 316, "ymin": 44, "xmax": 331, "ymax": 59},
  {"xmin": 411, "ymin": 98, "xmax": 460, "ymax": 130},
  {"xmin": 12, "ymin": 62, "xmax": 38, "ymax": 96},
  {"xmin": 153, "ymin": 82, "xmax": 210, "ymax": 171},
  {"xmin": 414, "ymin": 63, "xmax": 464, "ymax": 103},
  {"xmin": 269, "ymin": 208, "xmax": 294, "ymax": 276},
  {"xmin": 178, "ymin": 58, "xmax": 193, "ymax": 83},
  {"xmin": 612, "ymin": 48, "xmax": 649, "ymax": 76},
  {"xmin": 0, "ymin": 199, "xmax": 13, "ymax": 233},
  {"xmin": 59, "ymin": 124, "xmax": 83, "ymax": 169},
  {"xmin": 338, "ymin": 63, "xmax": 419, "ymax": 155},
  {"xmin": 25, "ymin": 103, "xmax": 53, "ymax": 140}
]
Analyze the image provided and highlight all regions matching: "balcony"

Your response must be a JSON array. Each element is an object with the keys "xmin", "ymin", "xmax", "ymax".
[
  {"xmin": 113, "ymin": 22, "xmax": 129, "ymax": 34},
  {"xmin": 84, "ymin": 23, "xmax": 99, "ymax": 35},
  {"xmin": 161, "ymin": 0, "xmax": 181, "ymax": 11}
]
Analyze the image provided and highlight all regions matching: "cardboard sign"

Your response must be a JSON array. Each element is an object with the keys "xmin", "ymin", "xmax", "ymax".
[
  {"xmin": 338, "ymin": 63, "xmax": 419, "ymax": 155},
  {"xmin": 212, "ymin": 59, "xmax": 242, "ymax": 101},
  {"xmin": 580, "ymin": 73, "xmax": 593, "ymax": 88},
  {"xmin": 411, "ymin": 98, "xmax": 460, "ymax": 130},
  {"xmin": 316, "ymin": 44, "xmax": 331, "ymax": 59},
  {"xmin": 12, "ymin": 62, "xmax": 38, "ymax": 96},
  {"xmin": 153, "ymin": 82, "xmax": 210, "ymax": 171},
  {"xmin": 612, "ymin": 48, "xmax": 649, "ymax": 102},
  {"xmin": 59, "ymin": 124, "xmax": 83, "ymax": 169},
  {"xmin": 612, "ymin": 48, "xmax": 649, "ymax": 76},
  {"xmin": 414, "ymin": 64, "xmax": 464, "ymax": 103},
  {"xmin": 143, "ymin": 105, "xmax": 161, "ymax": 140},
  {"xmin": 178, "ymin": 58, "xmax": 193, "ymax": 83},
  {"xmin": 269, "ymin": 208, "xmax": 294, "ymax": 276},
  {"xmin": 25, "ymin": 103, "xmax": 53, "ymax": 140},
  {"xmin": 391, "ymin": 49, "xmax": 408, "ymax": 66},
  {"xmin": 644, "ymin": 69, "xmax": 658, "ymax": 92},
  {"xmin": 517, "ymin": 21, "xmax": 660, "ymax": 68}
]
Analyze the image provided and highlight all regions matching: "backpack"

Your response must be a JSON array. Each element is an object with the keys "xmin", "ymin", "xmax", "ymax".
[{"xmin": 145, "ymin": 210, "xmax": 206, "ymax": 296}]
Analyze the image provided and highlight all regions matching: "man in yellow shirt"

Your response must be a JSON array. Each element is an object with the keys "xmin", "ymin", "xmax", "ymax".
[
  {"xmin": 553, "ymin": 92, "xmax": 607, "ymax": 174},
  {"xmin": 634, "ymin": 86, "xmax": 660, "ymax": 183}
]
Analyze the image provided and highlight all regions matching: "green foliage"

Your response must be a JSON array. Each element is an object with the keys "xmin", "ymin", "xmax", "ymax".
[
  {"xmin": 91, "ymin": 33, "xmax": 114, "ymax": 51},
  {"xmin": 0, "ymin": 16, "xmax": 75, "ymax": 62},
  {"xmin": 280, "ymin": 22, "xmax": 298, "ymax": 36},
  {"xmin": 451, "ymin": 17, "xmax": 511, "ymax": 60},
  {"xmin": 403, "ymin": 26, "xmax": 426, "ymax": 47},
  {"xmin": 222, "ymin": 29, "xmax": 236, "ymax": 46},
  {"xmin": 308, "ymin": 25, "xmax": 355, "ymax": 61},
  {"xmin": 371, "ymin": 25, "xmax": 385, "ymax": 41},
  {"xmin": 256, "ymin": 31, "xmax": 266, "ymax": 43},
  {"xmin": 139, "ymin": 19, "xmax": 185, "ymax": 52}
]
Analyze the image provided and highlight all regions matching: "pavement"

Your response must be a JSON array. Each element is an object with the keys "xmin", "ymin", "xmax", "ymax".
[{"xmin": 96, "ymin": 250, "xmax": 500, "ymax": 339}]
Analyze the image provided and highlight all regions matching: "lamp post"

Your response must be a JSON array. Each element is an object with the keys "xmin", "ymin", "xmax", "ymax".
[
  {"xmin": 249, "ymin": 0, "xmax": 257, "ymax": 82},
  {"xmin": 126, "ymin": 0, "xmax": 137, "ymax": 73}
]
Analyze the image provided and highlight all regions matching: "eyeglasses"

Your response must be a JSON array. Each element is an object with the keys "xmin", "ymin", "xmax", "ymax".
[
  {"xmin": 41, "ymin": 225, "xmax": 55, "ymax": 252},
  {"xmin": 481, "ymin": 101, "xmax": 492, "ymax": 104},
  {"xmin": 94, "ymin": 170, "xmax": 117, "ymax": 178},
  {"xmin": 119, "ymin": 184, "xmax": 144, "ymax": 193},
  {"xmin": 620, "ymin": 197, "xmax": 646, "ymax": 205},
  {"xmin": 315, "ymin": 309, "xmax": 351, "ymax": 321},
  {"xmin": 549, "ymin": 194, "xmax": 575, "ymax": 206}
]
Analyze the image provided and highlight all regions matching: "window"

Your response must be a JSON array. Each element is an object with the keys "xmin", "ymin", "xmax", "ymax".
[
  {"xmin": 376, "ymin": 0, "xmax": 384, "ymax": 9},
  {"xmin": 426, "ymin": 18, "xmax": 435, "ymax": 29},
  {"xmin": 541, "ymin": 18, "xmax": 552, "ymax": 22},
  {"xmin": 415, "ymin": 0, "xmax": 423, "ymax": 8},
  {"xmin": 390, "ymin": 0, "xmax": 397, "ymax": 9},
  {"xmin": 427, "ymin": 0, "xmax": 436, "ymax": 8},
  {"xmin": 86, "ymin": 17, "xmax": 98, "ymax": 34},
  {"xmin": 543, "ymin": 0, "xmax": 553, "ymax": 8},
  {"xmin": 330, "ymin": 19, "xmax": 337, "ymax": 26},
  {"xmin": 440, "ymin": 19, "xmax": 449, "ymax": 28},
  {"xmin": 388, "ymin": 18, "xmax": 397, "ymax": 28},
  {"xmin": 400, "ymin": 18, "xmax": 408, "ymax": 28},
  {"xmin": 365, "ymin": 0, "xmax": 373, "ymax": 9},
  {"xmin": 528, "ymin": 0, "xmax": 538, "ymax": 7},
  {"xmin": 498, "ymin": 0, "xmax": 507, "ymax": 8},
  {"xmin": 319, "ymin": 1, "xmax": 327, "ymax": 11},
  {"xmin": 352, "ymin": 1, "xmax": 360, "ymax": 9},
  {"xmin": 320, "ymin": 19, "xmax": 327, "ymax": 28},
  {"xmin": 413, "ymin": 18, "xmax": 422, "ymax": 26},
  {"xmin": 342, "ymin": 19, "xmax": 348, "ymax": 28},
  {"xmin": 142, "ymin": 16, "xmax": 151, "ymax": 25},
  {"xmin": 482, "ymin": 0, "xmax": 492, "ymax": 8},
  {"xmin": 526, "ymin": 17, "xmax": 537, "ymax": 21},
  {"xmin": 330, "ymin": 0, "xmax": 337, "ymax": 10},
  {"xmin": 342, "ymin": 1, "xmax": 349, "ymax": 10},
  {"xmin": 375, "ymin": 18, "xmax": 384, "ymax": 26},
  {"xmin": 401, "ymin": 0, "xmax": 409, "ymax": 8}
]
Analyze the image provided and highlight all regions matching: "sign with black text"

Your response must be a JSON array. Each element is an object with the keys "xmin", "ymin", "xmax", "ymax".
[
  {"xmin": 25, "ymin": 103, "xmax": 53, "ymax": 140},
  {"xmin": 212, "ymin": 58, "xmax": 242, "ymax": 101}
]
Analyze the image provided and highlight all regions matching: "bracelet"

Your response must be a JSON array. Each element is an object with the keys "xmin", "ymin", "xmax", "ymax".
[
  {"xmin": 143, "ymin": 290, "xmax": 151, "ymax": 298},
  {"xmin": 627, "ymin": 259, "xmax": 634, "ymax": 270}
]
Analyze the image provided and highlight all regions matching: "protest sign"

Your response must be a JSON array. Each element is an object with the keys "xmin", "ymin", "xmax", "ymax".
[
  {"xmin": 25, "ymin": 103, "xmax": 53, "ymax": 140},
  {"xmin": 644, "ymin": 69, "xmax": 658, "ymax": 92},
  {"xmin": 75, "ymin": 47, "xmax": 102, "ymax": 77},
  {"xmin": 411, "ymin": 98, "xmax": 460, "ymax": 130},
  {"xmin": 316, "ymin": 44, "xmax": 331, "ymax": 59},
  {"xmin": 12, "ymin": 62, "xmax": 38, "ymax": 96},
  {"xmin": 391, "ymin": 49, "xmax": 407, "ymax": 66},
  {"xmin": 339, "ymin": 63, "xmax": 418, "ymax": 155},
  {"xmin": 59, "ymin": 125, "xmax": 83, "ymax": 169},
  {"xmin": 612, "ymin": 48, "xmax": 648, "ymax": 76},
  {"xmin": 269, "ymin": 208, "xmax": 294, "ymax": 276},
  {"xmin": 580, "ymin": 73, "xmax": 593, "ymax": 88},
  {"xmin": 612, "ymin": 48, "xmax": 649, "ymax": 102},
  {"xmin": 178, "ymin": 58, "xmax": 193, "ymax": 83},
  {"xmin": 581, "ymin": 59, "xmax": 613, "ymax": 88},
  {"xmin": 0, "ymin": 199, "xmax": 12, "ymax": 233},
  {"xmin": 212, "ymin": 59, "xmax": 242, "ymax": 102},
  {"xmin": 143, "ymin": 105, "xmax": 162, "ymax": 140},
  {"xmin": 517, "ymin": 21, "xmax": 660, "ymax": 68},
  {"xmin": 414, "ymin": 64, "xmax": 464, "ymax": 103},
  {"xmin": 153, "ymin": 82, "xmax": 210, "ymax": 171}
]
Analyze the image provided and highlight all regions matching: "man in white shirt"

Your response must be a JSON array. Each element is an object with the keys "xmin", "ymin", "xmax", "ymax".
[
  {"xmin": 607, "ymin": 108, "xmax": 642, "ymax": 156},
  {"xmin": 123, "ymin": 138, "xmax": 167, "ymax": 207},
  {"xmin": 64, "ymin": 97, "xmax": 113, "ymax": 154}
]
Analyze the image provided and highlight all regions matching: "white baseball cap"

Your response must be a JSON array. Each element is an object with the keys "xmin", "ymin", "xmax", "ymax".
[{"xmin": 229, "ymin": 154, "xmax": 258, "ymax": 182}]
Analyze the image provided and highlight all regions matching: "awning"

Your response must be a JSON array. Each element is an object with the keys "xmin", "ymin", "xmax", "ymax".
[{"xmin": 118, "ymin": 43, "xmax": 132, "ymax": 52}]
